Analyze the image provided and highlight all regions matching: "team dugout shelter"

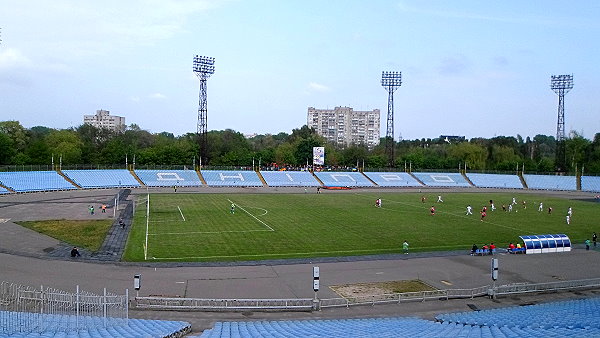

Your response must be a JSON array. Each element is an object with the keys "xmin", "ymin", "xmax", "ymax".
[{"xmin": 519, "ymin": 234, "xmax": 572, "ymax": 254}]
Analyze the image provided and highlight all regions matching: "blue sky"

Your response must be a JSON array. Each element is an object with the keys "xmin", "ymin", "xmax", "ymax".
[{"xmin": 0, "ymin": 1, "xmax": 598, "ymax": 140}]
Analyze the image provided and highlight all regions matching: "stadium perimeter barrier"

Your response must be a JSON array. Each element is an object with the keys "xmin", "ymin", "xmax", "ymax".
[
  {"xmin": 133, "ymin": 278, "xmax": 600, "ymax": 311},
  {"xmin": 0, "ymin": 281, "xmax": 128, "ymax": 335}
]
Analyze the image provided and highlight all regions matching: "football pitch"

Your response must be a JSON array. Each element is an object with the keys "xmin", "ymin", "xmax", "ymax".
[{"xmin": 123, "ymin": 192, "xmax": 598, "ymax": 262}]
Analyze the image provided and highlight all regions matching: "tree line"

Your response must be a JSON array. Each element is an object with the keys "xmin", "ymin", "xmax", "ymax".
[{"xmin": 1, "ymin": 120, "xmax": 599, "ymax": 174}]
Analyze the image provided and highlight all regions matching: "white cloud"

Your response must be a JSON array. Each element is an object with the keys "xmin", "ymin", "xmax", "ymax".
[
  {"xmin": 308, "ymin": 82, "xmax": 331, "ymax": 92},
  {"xmin": 149, "ymin": 93, "xmax": 167, "ymax": 99},
  {"xmin": 0, "ymin": 48, "xmax": 32, "ymax": 70}
]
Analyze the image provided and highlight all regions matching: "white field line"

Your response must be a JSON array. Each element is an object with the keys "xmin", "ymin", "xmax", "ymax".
[
  {"xmin": 353, "ymin": 193, "xmax": 523, "ymax": 232},
  {"xmin": 177, "ymin": 206, "xmax": 186, "ymax": 221},
  {"xmin": 148, "ymin": 229, "xmax": 271, "ymax": 236},
  {"xmin": 150, "ymin": 244, "xmax": 472, "ymax": 260},
  {"xmin": 228, "ymin": 199, "xmax": 274, "ymax": 231}
]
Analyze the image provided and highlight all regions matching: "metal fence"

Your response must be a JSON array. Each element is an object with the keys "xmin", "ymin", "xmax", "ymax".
[
  {"xmin": 134, "ymin": 297, "xmax": 314, "ymax": 311},
  {"xmin": 0, "ymin": 281, "xmax": 128, "ymax": 334},
  {"xmin": 132, "ymin": 278, "xmax": 600, "ymax": 312},
  {"xmin": 492, "ymin": 278, "xmax": 600, "ymax": 297}
]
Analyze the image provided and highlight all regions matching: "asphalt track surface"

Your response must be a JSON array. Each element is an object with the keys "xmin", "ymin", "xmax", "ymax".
[{"xmin": 1, "ymin": 186, "xmax": 599, "ymax": 334}]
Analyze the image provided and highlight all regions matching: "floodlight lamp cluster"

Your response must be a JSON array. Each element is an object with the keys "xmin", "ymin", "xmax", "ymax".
[
  {"xmin": 550, "ymin": 74, "xmax": 574, "ymax": 93},
  {"xmin": 193, "ymin": 55, "xmax": 215, "ymax": 76},
  {"xmin": 381, "ymin": 71, "xmax": 402, "ymax": 88}
]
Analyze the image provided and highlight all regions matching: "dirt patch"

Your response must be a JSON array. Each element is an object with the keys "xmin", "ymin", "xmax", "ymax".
[{"xmin": 330, "ymin": 280, "xmax": 438, "ymax": 302}]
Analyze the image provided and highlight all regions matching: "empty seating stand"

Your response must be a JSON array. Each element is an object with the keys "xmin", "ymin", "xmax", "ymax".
[
  {"xmin": 135, "ymin": 169, "xmax": 202, "ymax": 187},
  {"xmin": 523, "ymin": 174, "xmax": 577, "ymax": 191},
  {"xmin": 0, "ymin": 310, "xmax": 191, "ymax": 337},
  {"xmin": 363, "ymin": 172, "xmax": 423, "ymax": 187},
  {"xmin": 314, "ymin": 172, "xmax": 374, "ymax": 187},
  {"xmin": 62, "ymin": 170, "xmax": 140, "ymax": 189},
  {"xmin": 466, "ymin": 173, "xmax": 524, "ymax": 189},
  {"xmin": 412, "ymin": 172, "xmax": 471, "ymax": 187},
  {"xmin": 0, "ymin": 171, "xmax": 75, "ymax": 192},
  {"xmin": 201, "ymin": 170, "xmax": 263, "ymax": 187},
  {"xmin": 581, "ymin": 176, "xmax": 600, "ymax": 193},
  {"xmin": 260, "ymin": 171, "xmax": 320, "ymax": 187}
]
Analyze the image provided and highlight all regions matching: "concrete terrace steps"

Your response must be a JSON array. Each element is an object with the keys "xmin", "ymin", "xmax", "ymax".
[{"xmin": 57, "ymin": 169, "xmax": 82, "ymax": 189}]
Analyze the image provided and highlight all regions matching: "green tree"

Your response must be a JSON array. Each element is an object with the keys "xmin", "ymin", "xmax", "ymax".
[{"xmin": 45, "ymin": 130, "xmax": 83, "ymax": 164}]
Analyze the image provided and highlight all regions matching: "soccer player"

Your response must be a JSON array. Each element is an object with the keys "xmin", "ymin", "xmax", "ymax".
[
  {"xmin": 508, "ymin": 204, "xmax": 513, "ymax": 212},
  {"xmin": 402, "ymin": 240, "xmax": 409, "ymax": 254},
  {"xmin": 548, "ymin": 206, "xmax": 553, "ymax": 214},
  {"xmin": 490, "ymin": 203, "xmax": 496, "ymax": 211},
  {"xmin": 437, "ymin": 195, "xmax": 444, "ymax": 203},
  {"xmin": 466, "ymin": 205, "xmax": 473, "ymax": 215},
  {"xmin": 511, "ymin": 197, "xmax": 517, "ymax": 205},
  {"xmin": 230, "ymin": 203, "xmax": 235, "ymax": 214},
  {"xmin": 430, "ymin": 206, "xmax": 435, "ymax": 215},
  {"xmin": 567, "ymin": 207, "xmax": 573, "ymax": 217},
  {"xmin": 421, "ymin": 195, "xmax": 426, "ymax": 203},
  {"xmin": 538, "ymin": 202, "xmax": 543, "ymax": 212},
  {"xmin": 480, "ymin": 210, "xmax": 486, "ymax": 221},
  {"xmin": 566, "ymin": 214, "xmax": 571, "ymax": 225}
]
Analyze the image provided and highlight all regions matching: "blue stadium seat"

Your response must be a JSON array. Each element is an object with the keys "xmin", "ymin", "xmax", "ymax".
[
  {"xmin": 0, "ymin": 186, "xmax": 9, "ymax": 194},
  {"xmin": 0, "ymin": 310, "xmax": 190, "ymax": 337},
  {"xmin": 314, "ymin": 172, "xmax": 374, "ymax": 187},
  {"xmin": 260, "ymin": 170, "xmax": 320, "ymax": 187},
  {"xmin": 412, "ymin": 172, "xmax": 471, "ymax": 187},
  {"xmin": 201, "ymin": 170, "xmax": 263, "ymax": 187},
  {"xmin": 523, "ymin": 174, "xmax": 577, "ymax": 191},
  {"xmin": 466, "ymin": 173, "xmax": 524, "ymax": 189},
  {"xmin": 61, "ymin": 170, "xmax": 140, "ymax": 189},
  {"xmin": 581, "ymin": 176, "xmax": 600, "ymax": 193},
  {"xmin": 363, "ymin": 172, "xmax": 423, "ymax": 187},
  {"xmin": 135, "ymin": 169, "xmax": 202, "ymax": 187},
  {"xmin": 0, "ymin": 171, "xmax": 76, "ymax": 192}
]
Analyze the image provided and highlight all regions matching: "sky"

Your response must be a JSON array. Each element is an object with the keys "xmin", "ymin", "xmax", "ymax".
[{"xmin": 0, "ymin": 1, "xmax": 599, "ymax": 140}]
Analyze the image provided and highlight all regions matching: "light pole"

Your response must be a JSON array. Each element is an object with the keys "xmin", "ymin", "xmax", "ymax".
[
  {"xmin": 193, "ymin": 55, "xmax": 215, "ymax": 167},
  {"xmin": 550, "ymin": 74, "xmax": 574, "ymax": 172},
  {"xmin": 381, "ymin": 71, "xmax": 402, "ymax": 167}
]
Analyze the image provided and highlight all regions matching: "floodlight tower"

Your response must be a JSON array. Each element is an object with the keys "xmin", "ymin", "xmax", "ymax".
[
  {"xmin": 193, "ymin": 55, "xmax": 215, "ymax": 167},
  {"xmin": 550, "ymin": 74, "xmax": 573, "ymax": 172},
  {"xmin": 381, "ymin": 71, "xmax": 402, "ymax": 167}
]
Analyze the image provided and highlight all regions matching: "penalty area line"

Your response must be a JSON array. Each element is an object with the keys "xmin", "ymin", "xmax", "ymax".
[
  {"xmin": 228, "ymin": 199, "xmax": 274, "ymax": 231},
  {"xmin": 177, "ymin": 206, "xmax": 186, "ymax": 221}
]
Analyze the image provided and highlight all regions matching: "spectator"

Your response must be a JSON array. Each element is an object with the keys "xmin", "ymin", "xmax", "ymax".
[
  {"xmin": 508, "ymin": 242, "xmax": 515, "ymax": 253},
  {"xmin": 471, "ymin": 244, "xmax": 478, "ymax": 255},
  {"xmin": 593, "ymin": 232, "xmax": 597, "ymax": 248},
  {"xmin": 70, "ymin": 247, "xmax": 81, "ymax": 257},
  {"xmin": 585, "ymin": 239, "xmax": 591, "ymax": 251},
  {"xmin": 402, "ymin": 240, "xmax": 409, "ymax": 254},
  {"xmin": 489, "ymin": 243, "xmax": 496, "ymax": 255}
]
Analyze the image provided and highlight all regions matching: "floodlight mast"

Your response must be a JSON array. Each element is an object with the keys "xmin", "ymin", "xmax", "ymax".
[
  {"xmin": 550, "ymin": 74, "xmax": 573, "ymax": 172},
  {"xmin": 381, "ymin": 71, "xmax": 402, "ymax": 167},
  {"xmin": 193, "ymin": 55, "xmax": 215, "ymax": 167}
]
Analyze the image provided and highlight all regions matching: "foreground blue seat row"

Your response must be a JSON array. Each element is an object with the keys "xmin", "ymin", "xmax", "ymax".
[
  {"xmin": 523, "ymin": 174, "xmax": 577, "ymax": 191},
  {"xmin": 466, "ymin": 173, "xmax": 524, "ymax": 189},
  {"xmin": 62, "ymin": 170, "xmax": 140, "ymax": 189},
  {"xmin": 260, "ymin": 171, "xmax": 320, "ymax": 186},
  {"xmin": 581, "ymin": 176, "xmax": 600, "ymax": 193},
  {"xmin": 364, "ymin": 172, "xmax": 423, "ymax": 187},
  {"xmin": 135, "ymin": 169, "xmax": 202, "ymax": 187},
  {"xmin": 0, "ymin": 171, "xmax": 75, "ymax": 192},
  {"xmin": 436, "ymin": 297, "xmax": 600, "ymax": 330},
  {"xmin": 0, "ymin": 310, "xmax": 190, "ymax": 337}
]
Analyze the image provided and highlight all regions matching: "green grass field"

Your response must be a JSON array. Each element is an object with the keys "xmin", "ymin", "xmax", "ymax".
[{"xmin": 122, "ymin": 192, "xmax": 599, "ymax": 262}]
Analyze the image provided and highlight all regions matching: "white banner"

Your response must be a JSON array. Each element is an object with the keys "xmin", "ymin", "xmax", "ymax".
[{"xmin": 313, "ymin": 147, "xmax": 325, "ymax": 166}]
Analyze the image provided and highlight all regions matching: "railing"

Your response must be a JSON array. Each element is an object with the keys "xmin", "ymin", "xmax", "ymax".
[
  {"xmin": 492, "ymin": 278, "xmax": 600, "ymax": 297},
  {"xmin": 134, "ymin": 297, "xmax": 314, "ymax": 311},
  {"xmin": 0, "ymin": 281, "xmax": 128, "ymax": 334},
  {"xmin": 132, "ymin": 278, "xmax": 600, "ymax": 312}
]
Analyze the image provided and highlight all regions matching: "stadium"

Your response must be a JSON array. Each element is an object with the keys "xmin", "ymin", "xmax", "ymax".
[
  {"xmin": 1, "ymin": 169, "xmax": 600, "ymax": 337},
  {"xmin": 2, "ymin": 2, "xmax": 600, "ymax": 337}
]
